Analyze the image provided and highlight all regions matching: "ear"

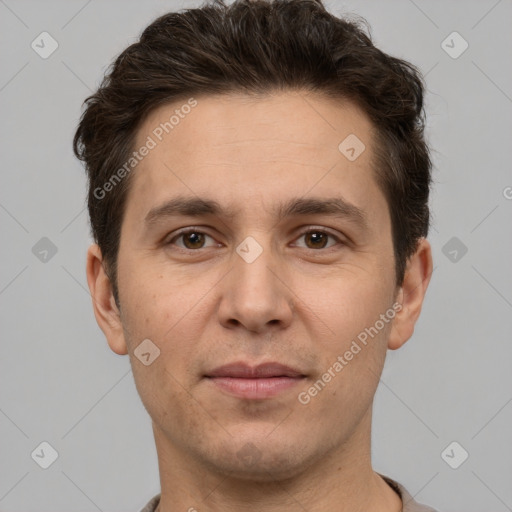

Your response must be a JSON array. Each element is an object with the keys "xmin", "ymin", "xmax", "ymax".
[
  {"xmin": 86, "ymin": 243, "xmax": 128, "ymax": 355},
  {"xmin": 388, "ymin": 238, "xmax": 433, "ymax": 350}
]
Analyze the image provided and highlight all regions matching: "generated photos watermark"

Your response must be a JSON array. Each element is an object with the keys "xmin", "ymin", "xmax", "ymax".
[
  {"xmin": 298, "ymin": 301, "xmax": 403, "ymax": 405},
  {"xmin": 93, "ymin": 97, "xmax": 198, "ymax": 200}
]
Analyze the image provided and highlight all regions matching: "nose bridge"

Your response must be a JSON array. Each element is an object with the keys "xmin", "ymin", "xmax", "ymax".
[
  {"xmin": 218, "ymin": 231, "xmax": 293, "ymax": 331},
  {"xmin": 233, "ymin": 232, "xmax": 279, "ymax": 298}
]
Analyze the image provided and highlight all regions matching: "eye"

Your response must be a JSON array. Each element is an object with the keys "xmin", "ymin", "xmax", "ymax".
[
  {"xmin": 165, "ymin": 227, "xmax": 344, "ymax": 252},
  {"xmin": 167, "ymin": 229, "xmax": 218, "ymax": 250},
  {"xmin": 293, "ymin": 229, "xmax": 342, "ymax": 250}
]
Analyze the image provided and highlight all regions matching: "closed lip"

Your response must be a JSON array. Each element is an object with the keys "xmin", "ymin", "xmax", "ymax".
[{"xmin": 205, "ymin": 362, "xmax": 305, "ymax": 378}]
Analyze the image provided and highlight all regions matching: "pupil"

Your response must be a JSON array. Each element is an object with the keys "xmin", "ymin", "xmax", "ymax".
[
  {"xmin": 185, "ymin": 232, "xmax": 204, "ymax": 249},
  {"xmin": 308, "ymin": 232, "xmax": 326, "ymax": 248}
]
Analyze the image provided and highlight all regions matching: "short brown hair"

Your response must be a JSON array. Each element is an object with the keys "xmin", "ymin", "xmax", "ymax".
[{"xmin": 73, "ymin": 0, "xmax": 431, "ymax": 306}]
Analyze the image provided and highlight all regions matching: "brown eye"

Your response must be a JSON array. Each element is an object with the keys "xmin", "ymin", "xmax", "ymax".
[
  {"xmin": 181, "ymin": 231, "xmax": 205, "ymax": 249},
  {"xmin": 304, "ymin": 231, "xmax": 328, "ymax": 249},
  {"xmin": 168, "ymin": 230, "xmax": 217, "ymax": 250},
  {"xmin": 296, "ymin": 230, "xmax": 340, "ymax": 250}
]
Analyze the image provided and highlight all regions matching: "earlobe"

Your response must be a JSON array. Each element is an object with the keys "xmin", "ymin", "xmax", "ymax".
[
  {"xmin": 86, "ymin": 243, "xmax": 128, "ymax": 355},
  {"xmin": 388, "ymin": 238, "xmax": 433, "ymax": 351}
]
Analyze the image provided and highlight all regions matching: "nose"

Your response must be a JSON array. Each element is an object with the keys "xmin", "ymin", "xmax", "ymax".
[{"xmin": 217, "ymin": 238, "xmax": 294, "ymax": 334}]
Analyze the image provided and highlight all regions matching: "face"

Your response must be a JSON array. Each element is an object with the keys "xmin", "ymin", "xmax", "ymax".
[{"xmin": 87, "ymin": 91, "xmax": 431, "ymax": 482}]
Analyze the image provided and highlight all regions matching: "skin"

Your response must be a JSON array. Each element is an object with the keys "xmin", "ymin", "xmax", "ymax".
[{"xmin": 86, "ymin": 91, "xmax": 432, "ymax": 512}]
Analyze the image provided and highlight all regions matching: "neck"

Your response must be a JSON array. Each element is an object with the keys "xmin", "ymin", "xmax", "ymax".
[{"xmin": 152, "ymin": 408, "xmax": 402, "ymax": 512}]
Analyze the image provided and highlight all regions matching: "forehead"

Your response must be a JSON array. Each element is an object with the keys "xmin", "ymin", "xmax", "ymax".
[
  {"xmin": 126, "ymin": 91, "xmax": 383, "ymax": 225},
  {"xmin": 136, "ymin": 91, "xmax": 373, "ymax": 160}
]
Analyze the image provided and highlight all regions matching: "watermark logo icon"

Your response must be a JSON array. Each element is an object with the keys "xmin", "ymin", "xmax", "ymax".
[
  {"xmin": 31, "ymin": 32, "xmax": 59, "ymax": 59},
  {"xmin": 442, "ymin": 236, "xmax": 468, "ymax": 263},
  {"xmin": 32, "ymin": 237, "xmax": 58, "ymax": 263},
  {"xmin": 134, "ymin": 338, "xmax": 160, "ymax": 366},
  {"xmin": 441, "ymin": 441, "xmax": 469, "ymax": 469},
  {"xmin": 236, "ymin": 236, "xmax": 263, "ymax": 263},
  {"xmin": 31, "ymin": 441, "xmax": 59, "ymax": 469},
  {"xmin": 339, "ymin": 134, "xmax": 366, "ymax": 161},
  {"xmin": 441, "ymin": 31, "xmax": 468, "ymax": 59},
  {"xmin": 237, "ymin": 442, "xmax": 262, "ymax": 467}
]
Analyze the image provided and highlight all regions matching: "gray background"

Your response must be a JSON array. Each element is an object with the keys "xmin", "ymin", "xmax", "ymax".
[{"xmin": 1, "ymin": 0, "xmax": 511, "ymax": 511}]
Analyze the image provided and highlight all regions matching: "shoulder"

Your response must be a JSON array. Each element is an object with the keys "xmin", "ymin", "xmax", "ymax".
[
  {"xmin": 139, "ymin": 493, "xmax": 161, "ymax": 512},
  {"xmin": 380, "ymin": 474, "xmax": 440, "ymax": 512}
]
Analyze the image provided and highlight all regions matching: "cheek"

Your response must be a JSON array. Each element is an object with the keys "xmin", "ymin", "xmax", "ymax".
[
  {"xmin": 119, "ymin": 269, "xmax": 207, "ymax": 381},
  {"xmin": 131, "ymin": 360, "xmax": 198, "ymax": 434},
  {"xmin": 301, "ymin": 271, "xmax": 395, "ymax": 401},
  {"xmin": 298, "ymin": 310, "xmax": 391, "ymax": 426},
  {"xmin": 118, "ymin": 263, "xmax": 189, "ymax": 342},
  {"xmin": 314, "ymin": 269, "xmax": 394, "ymax": 342},
  {"xmin": 123, "ymin": 291, "xmax": 204, "ymax": 424}
]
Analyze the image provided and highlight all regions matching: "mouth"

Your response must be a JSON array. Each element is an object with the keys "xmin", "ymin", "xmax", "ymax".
[{"xmin": 205, "ymin": 362, "xmax": 307, "ymax": 400}]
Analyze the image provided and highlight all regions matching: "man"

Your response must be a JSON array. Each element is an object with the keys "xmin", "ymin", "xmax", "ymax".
[{"xmin": 74, "ymin": 0, "xmax": 437, "ymax": 510}]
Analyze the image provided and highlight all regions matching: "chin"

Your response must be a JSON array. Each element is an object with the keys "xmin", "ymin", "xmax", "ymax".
[{"xmin": 201, "ymin": 434, "xmax": 318, "ymax": 482}]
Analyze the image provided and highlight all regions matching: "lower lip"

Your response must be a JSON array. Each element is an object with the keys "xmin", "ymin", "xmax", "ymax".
[{"xmin": 207, "ymin": 376, "xmax": 304, "ymax": 399}]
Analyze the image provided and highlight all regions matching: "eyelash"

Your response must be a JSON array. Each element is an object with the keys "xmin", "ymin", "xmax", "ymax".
[{"xmin": 165, "ymin": 227, "xmax": 345, "ymax": 252}]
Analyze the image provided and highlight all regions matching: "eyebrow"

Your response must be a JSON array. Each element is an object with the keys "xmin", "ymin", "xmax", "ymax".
[{"xmin": 144, "ymin": 195, "xmax": 369, "ymax": 230}]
